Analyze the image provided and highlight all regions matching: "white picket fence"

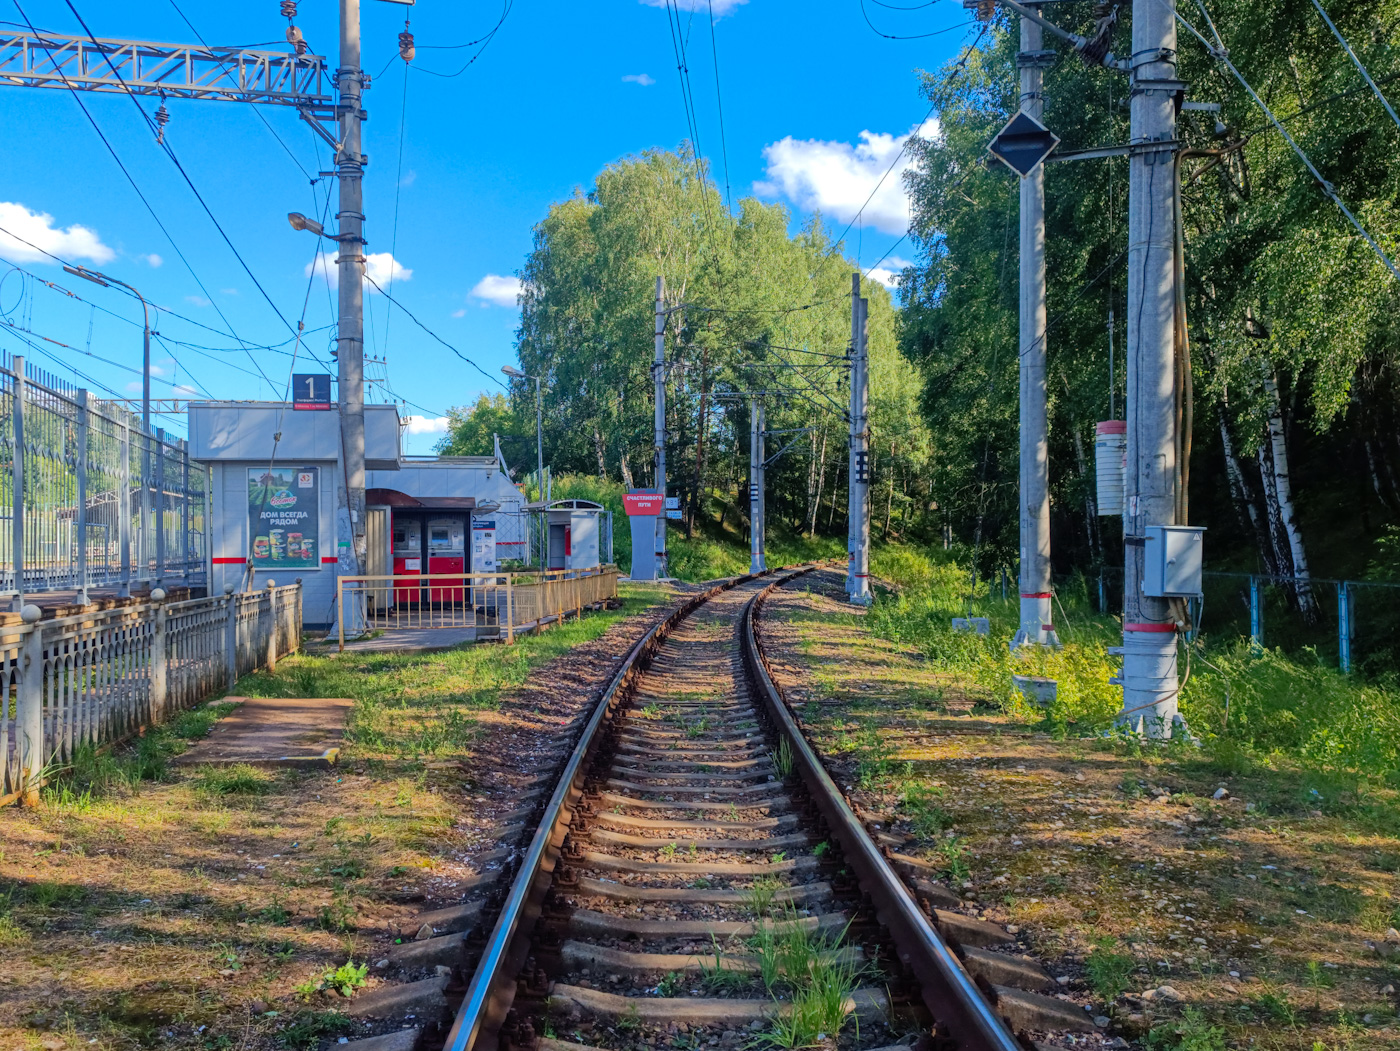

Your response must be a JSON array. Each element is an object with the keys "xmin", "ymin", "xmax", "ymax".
[{"xmin": 0, "ymin": 582, "xmax": 302, "ymax": 804}]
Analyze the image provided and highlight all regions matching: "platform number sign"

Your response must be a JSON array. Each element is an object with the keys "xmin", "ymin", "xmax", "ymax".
[{"xmin": 292, "ymin": 373, "xmax": 333, "ymax": 411}]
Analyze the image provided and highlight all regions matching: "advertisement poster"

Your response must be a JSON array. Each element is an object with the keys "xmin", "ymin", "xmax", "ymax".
[{"xmin": 248, "ymin": 467, "xmax": 320, "ymax": 570}]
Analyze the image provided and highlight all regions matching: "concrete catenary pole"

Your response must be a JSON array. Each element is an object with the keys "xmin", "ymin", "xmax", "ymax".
[
  {"xmin": 845, "ymin": 275, "xmax": 859, "ymax": 594},
  {"xmin": 849, "ymin": 290, "xmax": 872, "ymax": 605},
  {"xmin": 1012, "ymin": 5, "xmax": 1059, "ymax": 649},
  {"xmin": 336, "ymin": 0, "xmax": 367, "ymax": 583},
  {"xmin": 758, "ymin": 401, "xmax": 768, "ymax": 571},
  {"xmin": 749, "ymin": 394, "xmax": 762, "ymax": 574},
  {"xmin": 653, "ymin": 276, "xmax": 668, "ymax": 578},
  {"xmin": 1119, "ymin": 0, "xmax": 1182, "ymax": 736}
]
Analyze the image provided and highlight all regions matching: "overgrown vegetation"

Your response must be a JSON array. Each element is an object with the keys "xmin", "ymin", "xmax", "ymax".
[{"xmin": 867, "ymin": 544, "xmax": 1400, "ymax": 791}]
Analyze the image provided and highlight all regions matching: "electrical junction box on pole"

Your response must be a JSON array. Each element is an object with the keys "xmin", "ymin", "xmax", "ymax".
[
  {"xmin": 1142, "ymin": 525, "xmax": 1206, "ymax": 597},
  {"xmin": 987, "ymin": 111, "xmax": 1060, "ymax": 177}
]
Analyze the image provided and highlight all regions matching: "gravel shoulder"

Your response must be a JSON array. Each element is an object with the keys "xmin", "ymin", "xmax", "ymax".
[{"xmin": 758, "ymin": 569, "xmax": 1400, "ymax": 1051}]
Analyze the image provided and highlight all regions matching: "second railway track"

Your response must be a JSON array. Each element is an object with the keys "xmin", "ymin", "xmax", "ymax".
[{"xmin": 427, "ymin": 567, "xmax": 1026, "ymax": 1051}]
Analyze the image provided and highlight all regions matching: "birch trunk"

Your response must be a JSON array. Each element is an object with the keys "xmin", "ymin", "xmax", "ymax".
[
  {"xmin": 1256, "ymin": 441, "xmax": 1293, "ymax": 583},
  {"xmin": 593, "ymin": 428, "xmax": 607, "ymax": 480},
  {"xmin": 809, "ymin": 427, "xmax": 828, "ymax": 537},
  {"xmin": 1072, "ymin": 423, "xmax": 1100, "ymax": 561},
  {"xmin": 1262, "ymin": 367, "xmax": 1317, "ymax": 621},
  {"xmin": 1219, "ymin": 414, "xmax": 1276, "ymax": 577},
  {"xmin": 620, "ymin": 450, "xmax": 635, "ymax": 490},
  {"xmin": 1364, "ymin": 439, "xmax": 1391, "ymax": 508}
]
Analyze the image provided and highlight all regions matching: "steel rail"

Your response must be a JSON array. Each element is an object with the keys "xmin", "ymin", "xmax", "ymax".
[
  {"xmin": 441, "ymin": 569, "xmax": 788, "ymax": 1051},
  {"xmin": 742, "ymin": 586, "xmax": 1024, "ymax": 1051}
]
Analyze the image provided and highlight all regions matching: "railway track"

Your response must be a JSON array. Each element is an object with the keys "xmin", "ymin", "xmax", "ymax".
[{"xmin": 405, "ymin": 567, "xmax": 1027, "ymax": 1051}]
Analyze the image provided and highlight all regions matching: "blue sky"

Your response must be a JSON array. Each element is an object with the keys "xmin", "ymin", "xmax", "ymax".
[{"xmin": 0, "ymin": 0, "xmax": 974, "ymax": 452}]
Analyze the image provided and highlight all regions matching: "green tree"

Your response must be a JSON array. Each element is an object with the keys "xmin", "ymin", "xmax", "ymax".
[{"xmin": 437, "ymin": 393, "xmax": 525, "ymax": 458}]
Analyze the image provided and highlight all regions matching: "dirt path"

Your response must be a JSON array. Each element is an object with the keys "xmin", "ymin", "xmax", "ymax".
[
  {"xmin": 0, "ymin": 583, "xmax": 687, "ymax": 1051},
  {"xmin": 758, "ymin": 569, "xmax": 1400, "ymax": 1051}
]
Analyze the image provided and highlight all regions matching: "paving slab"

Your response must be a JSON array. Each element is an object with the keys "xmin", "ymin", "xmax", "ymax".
[
  {"xmin": 175, "ymin": 695, "xmax": 353, "ymax": 768},
  {"xmin": 311, "ymin": 627, "xmax": 479, "ymax": 653}
]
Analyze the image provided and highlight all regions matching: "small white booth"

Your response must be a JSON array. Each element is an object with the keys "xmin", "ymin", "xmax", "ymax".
[{"xmin": 544, "ymin": 500, "xmax": 603, "ymax": 573}]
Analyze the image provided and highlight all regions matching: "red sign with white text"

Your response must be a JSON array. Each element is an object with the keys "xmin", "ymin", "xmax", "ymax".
[{"xmin": 624, "ymin": 493, "xmax": 664, "ymax": 516}]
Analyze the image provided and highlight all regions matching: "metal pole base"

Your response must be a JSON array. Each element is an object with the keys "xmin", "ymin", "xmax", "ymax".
[
  {"xmin": 1114, "ymin": 626, "xmax": 1181, "ymax": 739},
  {"xmin": 1010, "ymin": 594, "xmax": 1060, "ymax": 649}
]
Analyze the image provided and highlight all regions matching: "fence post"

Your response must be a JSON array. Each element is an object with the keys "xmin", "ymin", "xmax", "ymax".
[
  {"xmin": 224, "ymin": 584, "xmax": 238, "ymax": 690},
  {"xmin": 76, "ymin": 389, "xmax": 90, "ymax": 605},
  {"xmin": 17, "ymin": 604, "xmax": 43, "ymax": 805},
  {"xmin": 119, "ymin": 416, "xmax": 132, "ymax": 597},
  {"xmin": 1338, "ymin": 581, "xmax": 1353, "ymax": 674},
  {"xmin": 505, "ymin": 574, "xmax": 514, "ymax": 643},
  {"xmin": 292, "ymin": 578, "xmax": 303, "ymax": 656},
  {"xmin": 337, "ymin": 576, "xmax": 345, "ymax": 652},
  {"xmin": 11, "ymin": 355, "xmax": 24, "ymax": 612},
  {"xmin": 155, "ymin": 428, "xmax": 166, "ymax": 588},
  {"xmin": 265, "ymin": 580, "xmax": 278, "ymax": 675},
  {"xmin": 150, "ymin": 588, "xmax": 168, "ymax": 722},
  {"xmin": 1248, "ymin": 576, "xmax": 1263, "ymax": 653}
]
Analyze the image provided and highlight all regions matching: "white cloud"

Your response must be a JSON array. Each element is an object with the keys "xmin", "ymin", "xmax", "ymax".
[
  {"xmin": 755, "ymin": 120, "xmax": 937, "ymax": 237},
  {"xmin": 307, "ymin": 251, "xmax": 412, "ymax": 292},
  {"xmin": 172, "ymin": 384, "xmax": 201, "ymax": 396},
  {"xmin": 124, "ymin": 381, "xmax": 143, "ymax": 393},
  {"xmin": 404, "ymin": 415, "xmax": 451, "ymax": 435},
  {"xmin": 867, "ymin": 256, "xmax": 913, "ymax": 290},
  {"xmin": 640, "ymin": 0, "xmax": 746, "ymax": 14},
  {"xmin": 185, "ymin": 295, "xmax": 211, "ymax": 308},
  {"xmin": 221, "ymin": 287, "xmax": 238, "ymax": 295},
  {"xmin": 469, "ymin": 274, "xmax": 522, "ymax": 308},
  {"xmin": 140, "ymin": 253, "xmax": 163, "ymax": 268},
  {"xmin": 451, "ymin": 308, "xmax": 467, "ymax": 318},
  {"xmin": 622, "ymin": 73, "xmax": 656, "ymax": 86},
  {"xmin": 0, "ymin": 201, "xmax": 114, "ymax": 264}
]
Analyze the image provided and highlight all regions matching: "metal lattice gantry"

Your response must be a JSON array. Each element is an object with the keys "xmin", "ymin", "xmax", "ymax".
[{"xmin": 0, "ymin": 31, "xmax": 334, "ymax": 118}]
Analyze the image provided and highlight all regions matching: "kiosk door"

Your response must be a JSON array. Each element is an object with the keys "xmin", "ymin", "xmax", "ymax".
[
  {"xmin": 391, "ymin": 518, "xmax": 422, "ymax": 604},
  {"xmin": 426, "ymin": 517, "xmax": 466, "ymax": 603}
]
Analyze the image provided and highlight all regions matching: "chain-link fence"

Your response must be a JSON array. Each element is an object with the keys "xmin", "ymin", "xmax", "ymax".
[
  {"xmin": 0, "ymin": 352, "xmax": 206, "ymax": 601},
  {"xmin": 1074, "ymin": 565, "xmax": 1400, "ymax": 677}
]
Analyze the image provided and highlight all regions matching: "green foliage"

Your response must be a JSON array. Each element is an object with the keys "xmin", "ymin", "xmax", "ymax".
[
  {"xmin": 321, "ymin": 961, "xmax": 369, "ymax": 999},
  {"xmin": 195, "ymin": 764, "xmax": 273, "ymax": 797},
  {"xmin": 277, "ymin": 1012, "xmax": 352, "ymax": 1049},
  {"xmin": 1084, "ymin": 936, "xmax": 1136, "ymax": 1001},
  {"xmin": 1144, "ymin": 1008, "xmax": 1227, "ymax": 1051},
  {"xmin": 436, "ymin": 393, "xmax": 527, "ymax": 458}
]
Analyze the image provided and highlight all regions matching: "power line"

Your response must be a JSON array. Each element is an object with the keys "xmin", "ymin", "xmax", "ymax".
[
  {"xmin": 360, "ymin": 271, "xmax": 508, "ymax": 389},
  {"xmin": 166, "ymin": 0, "xmax": 324, "ymax": 183},
  {"xmin": 63, "ymin": 0, "xmax": 313, "ymax": 353},
  {"xmin": 10, "ymin": 0, "xmax": 277, "ymax": 395},
  {"xmin": 384, "ymin": 57, "xmax": 411, "ymax": 358},
  {"xmin": 1177, "ymin": 0, "xmax": 1400, "ymax": 283},
  {"xmin": 1308, "ymin": 0, "xmax": 1400, "ymax": 133},
  {"xmin": 705, "ymin": 0, "xmax": 733, "ymax": 214},
  {"xmin": 411, "ymin": 0, "xmax": 514, "ymax": 78},
  {"xmin": 858, "ymin": 0, "xmax": 975, "ymax": 41}
]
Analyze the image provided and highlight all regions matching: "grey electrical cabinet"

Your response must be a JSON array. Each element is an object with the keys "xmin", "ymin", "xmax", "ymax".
[{"xmin": 1142, "ymin": 525, "xmax": 1206, "ymax": 597}]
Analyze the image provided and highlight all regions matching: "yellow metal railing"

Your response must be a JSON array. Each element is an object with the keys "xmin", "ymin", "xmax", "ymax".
[{"xmin": 335, "ymin": 566, "xmax": 619, "ymax": 650}]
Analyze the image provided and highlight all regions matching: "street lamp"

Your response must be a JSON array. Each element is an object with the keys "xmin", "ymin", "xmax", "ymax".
[
  {"xmin": 64, "ymin": 265, "xmax": 151, "ymax": 435},
  {"xmin": 501, "ymin": 365, "xmax": 545, "ymax": 504},
  {"xmin": 64, "ymin": 264, "xmax": 152, "ymax": 594},
  {"xmin": 287, "ymin": 211, "xmax": 325, "ymax": 237}
]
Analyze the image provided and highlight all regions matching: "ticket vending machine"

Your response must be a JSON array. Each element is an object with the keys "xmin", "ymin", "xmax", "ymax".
[
  {"xmin": 426, "ymin": 516, "xmax": 466, "ymax": 603},
  {"xmin": 391, "ymin": 518, "xmax": 422, "ymax": 605}
]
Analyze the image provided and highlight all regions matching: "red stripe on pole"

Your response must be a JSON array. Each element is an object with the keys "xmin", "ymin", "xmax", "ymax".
[
  {"xmin": 1124, "ymin": 622, "xmax": 1177, "ymax": 633},
  {"xmin": 212, "ymin": 557, "xmax": 246, "ymax": 564},
  {"xmin": 1020, "ymin": 592, "xmax": 1052, "ymax": 599},
  {"xmin": 322, "ymin": 557, "xmax": 338, "ymax": 564}
]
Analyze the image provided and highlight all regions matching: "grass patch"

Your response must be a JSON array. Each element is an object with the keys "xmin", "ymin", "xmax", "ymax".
[
  {"xmin": 1085, "ymin": 935, "xmax": 1136, "ymax": 1001},
  {"xmin": 235, "ymin": 584, "xmax": 665, "ymax": 762},
  {"xmin": 195, "ymin": 763, "xmax": 274, "ymax": 797}
]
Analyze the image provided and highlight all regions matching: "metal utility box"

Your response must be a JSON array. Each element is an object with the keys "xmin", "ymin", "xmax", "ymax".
[
  {"xmin": 545, "ymin": 500, "xmax": 602, "ymax": 574},
  {"xmin": 1142, "ymin": 525, "xmax": 1205, "ymax": 597}
]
